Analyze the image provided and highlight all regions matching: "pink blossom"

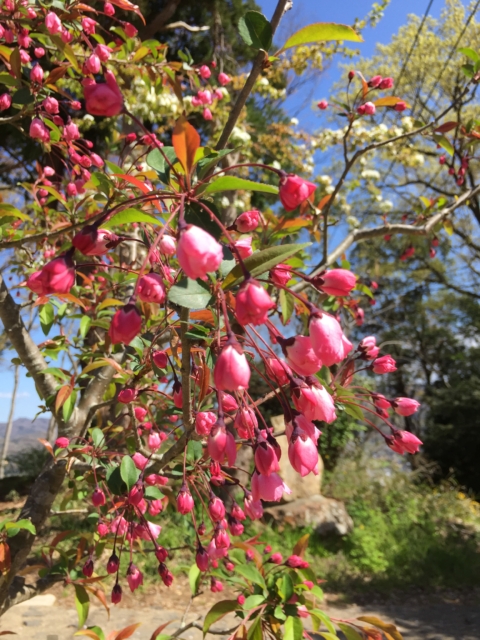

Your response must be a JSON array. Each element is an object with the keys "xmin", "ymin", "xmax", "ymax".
[
  {"xmin": 148, "ymin": 432, "xmax": 162, "ymax": 452},
  {"xmin": 284, "ymin": 335, "xmax": 322, "ymax": 376},
  {"xmin": 368, "ymin": 75, "xmax": 383, "ymax": 88},
  {"xmin": 55, "ymin": 437, "xmax": 69, "ymax": 449},
  {"xmin": 316, "ymin": 268, "xmax": 356, "ymax": 296},
  {"xmin": 373, "ymin": 394, "xmax": 391, "ymax": 410},
  {"xmin": 359, "ymin": 336, "xmax": 379, "ymax": 359},
  {"xmin": 286, "ymin": 554, "xmax": 309, "ymax": 568},
  {"xmin": 42, "ymin": 97, "xmax": 59, "ymax": 115},
  {"xmin": 372, "ymin": 355, "xmax": 397, "ymax": 374},
  {"xmin": 388, "ymin": 430, "xmax": 422, "ymax": 455},
  {"xmin": 29, "ymin": 118, "xmax": 50, "ymax": 143},
  {"xmin": 118, "ymin": 388, "xmax": 138, "ymax": 403},
  {"xmin": 196, "ymin": 547, "xmax": 209, "ymax": 571},
  {"xmin": 236, "ymin": 280, "xmax": 275, "ymax": 326},
  {"xmin": 235, "ymin": 209, "xmax": 260, "ymax": 232},
  {"xmin": 73, "ymin": 227, "xmax": 115, "ymax": 256},
  {"xmin": 209, "ymin": 497, "xmax": 226, "ymax": 521},
  {"xmin": 111, "ymin": 584, "xmax": 122, "ymax": 604},
  {"xmin": 177, "ymin": 486, "xmax": 194, "ymax": 514},
  {"xmin": 251, "ymin": 471, "xmax": 291, "ymax": 502},
  {"xmin": 0, "ymin": 93, "xmax": 11, "ymax": 111},
  {"xmin": 29, "ymin": 254, "xmax": 75, "ymax": 295},
  {"xmin": 92, "ymin": 488, "xmax": 106, "ymax": 507},
  {"xmin": 218, "ymin": 72, "xmax": 231, "ymax": 86},
  {"xmin": 34, "ymin": 47, "xmax": 45, "ymax": 58},
  {"xmin": 214, "ymin": 344, "xmax": 250, "ymax": 391},
  {"xmin": 221, "ymin": 392, "xmax": 238, "ymax": 412},
  {"xmin": 126, "ymin": 563, "xmax": 143, "ymax": 592},
  {"xmin": 292, "ymin": 381, "xmax": 337, "ymax": 423},
  {"xmin": 394, "ymin": 101, "xmax": 407, "ymax": 112},
  {"xmin": 45, "ymin": 11, "xmax": 62, "ymax": 35},
  {"xmin": 83, "ymin": 71, "xmax": 123, "ymax": 117},
  {"xmin": 85, "ymin": 53, "xmax": 101, "ymax": 74},
  {"xmin": 124, "ymin": 22, "xmax": 138, "ymax": 38},
  {"xmin": 137, "ymin": 273, "xmax": 166, "ymax": 304},
  {"xmin": 279, "ymin": 174, "xmax": 316, "ymax": 211},
  {"xmin": 95, "ymin": 44, "xmax": 112, "ymax": 62},
  {"xmin": 379, "ymin": 77, "xmax": 394, "ymax": 89},
  {"xmin": 309, "ymin": 313, "xmax": 353, "ymax": 367},
  {"xmin": 177, "ymin": 224, "xmax": 223, "ymax": 280},
  {"xmin": 63, "ymin": 122, "xmax": 80, "ymax": 141},
  {"xmin": 152, "ymin": 350, "xmax": 168, "ymax": 369},
  {"xmin": 159, "ymin": 235, "xmax": 176, "ymax": 256},
  {"xmin": 270, "ymin": 263, "xmax": 292, "ymax": 286},
  {"xmin": 104, "ymin": 2, "xmax": 115, "ymax": 16},
  {"xmin": 107, "ymin": 554, "xmax": 119, "ymax": 574},
  {"xmin": 233, "ymin": 236, "xmax": 253, "ymax": 259},
  {"xmin": 199, "ymin": 64, "xmax": 211, "ymax": 79},
  {"xmin": 288, "ymin": 430, "xmax": 319, "ymax": 477},
  {"xmin": 234, "ymin": 407, "xmax": 257, "ymax": 439},
  {"xmin": 255, "ymin": 441, "xmax": 280, "ymax": 476},
  {"xmin": 244, "ymin": 494, "xmax": 263, "ymax": 520},
  {"xmin": 108, "ymin": 304, "xmax": 142, "ymax": 344},
  {"xmin": 82, "ymin": 17, "xmax": 97, "ymax": 35},
  {"xmin": 195, "ymin": 411, "xmax": 217, "ymax": 436},
  {"xmin": 131, "ymin": 453, "xmax": 148, "ymax": 471},
  {"xmin": 203, "ymin": 108, "xmax": 213, "ymax": 120},
  {"xmin": 393, "ymin": 397, "xmax": 420, "ymax": 416},
  {"xmin": 317, "ymin": 100, "xmax": 328, "ymax": 109},
  {"xmin": 134, "ymin": 407, "xmax": 147, "ymax": 421}
]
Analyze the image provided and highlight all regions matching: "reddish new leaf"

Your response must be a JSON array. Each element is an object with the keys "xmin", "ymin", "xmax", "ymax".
[
  {"xmin": 114, "ymin": 623, "xmax": 142, "ymax": 640},
  {"xmin": 292, "ymin": 533, "xmax": 310, "ymax": 558},
  {"xmin": 55, "ymin": 384, "xmax": 72, "ymax": 412},
  {"xmin": 149, "ymin": 621, "xmax": 173, "ymax": 640},
  {"xmin": 107, "ymin": 0, "xmax": 145, "ymax": 23},
  {"xmin": 38, "ymin": 438, "xmax": 54, "ymax": 457},
  {"xmin": 373, "ymin": 96, "xmax": 411, "ymax": 108},
  {"xmin": 0, "ymin": 542, "xmax": 11, "ymax": 574},
  {"xmin": 435, "ymin": 121, "xmax": 458, "ymax": 133},
  {"xmin": 172, "ymin": 115, "xmax": 200, "ymax": 175}
]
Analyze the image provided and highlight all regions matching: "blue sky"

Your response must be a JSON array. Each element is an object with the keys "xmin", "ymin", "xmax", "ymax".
[{"xmin": 0, "ymin": 0, "xmax": 467, "ymax": 422}]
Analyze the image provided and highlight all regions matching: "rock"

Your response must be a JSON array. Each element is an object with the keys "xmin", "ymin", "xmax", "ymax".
[
  {"xmin": 264, "ymin": 494, "xmax": 354, "ymax": 536},
  {"xmin": 271, "ymin": 415, "xmax": 323, "ymax": 501}
]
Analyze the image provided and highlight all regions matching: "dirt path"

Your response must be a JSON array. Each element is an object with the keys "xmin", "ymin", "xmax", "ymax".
[{"xmin": 1, "ymin": 579, "xmax": 479, "ymax": 639}]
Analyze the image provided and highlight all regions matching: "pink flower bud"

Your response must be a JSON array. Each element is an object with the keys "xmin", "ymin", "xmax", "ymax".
[
  {"xmin": 317, "ymin": 100, "xmax": 328, "ymax": 109},
  {"xmin": 134, "ymin": 406, "xmax": 147, "ymax": 421},
  {"xmin": 177, "ymin": 485, "xmax": 194, "ymax": 514},
  {"xmin": 172, "ymin": 381, "xmax": 182, "ymax": 408},
  {"xmin": 177, "ymin": 224, "xmax": 223, "ymax": 280},
  {"xmin": 158, "ymin": 562, "xmax": 174, "ymax": 586},
  {"xmin": 109, "ymin": 304, "xmax": 142, "ymax": 345},
  {"xmin": 209, "ymin": 496, "xmax": 226, "ymax": 521},
  {"xmin": 30, "ymin": 254, "xmax": 75, "ymax": 295},
  {"xmin": 279, "ymin": 174, "xmax": 316, "ymax": 211},
  {"xmin": 137, "ymin": 273, "xmax": 166, "ymax": 304},
  {"xmin": 195, "ymin": 411, "xmax": 217, "ymax": 436},
  {"xmin": 95, "ymin": 44, "xmax": 112, "ymax": 62},
  {"xmin": 314, "ymin": 268, "xmax": 356, "ymax": 296},
  {"xmin": 104, "ymin": 2, "xmax": 115, "ymax": 16},
  {"xmin": 85, "ymin": 53, "xmax": 101, "ymax": 74},
  {"xmin": 42, "ymin": 97, "xmax": 59, "ymax": 115},
  {"xmin": 265, "ymin": 357, "xmax": 292, "ymax": 386},
  {"xmin": 145, "ymin": 473, "xmax": 168, "ymax": 486},
  {"xmin": 107, "ymin": 553, "xmax": 119, "ymax": 574},
  {"xmin": 210, "ymin": 578, "xmax": 224, "ymax": 592},
  {"xmin": 372, "ymin": 355, "xmax": 396, "ymax": 374},
  {"xmin": 393, "ymin": 397, "xmax": 420, "ymax": 417},
  {"xmin": 309, "ymin": 313, "xmax": 353, "ymax": 367},
  {"xmin": 362, "ymin": 101, "xmax": 376, "ymax": 115},
  {"xmin": 97, "ymin": 523, "xmax": 109, "ymax": 537},
  {"xmin": 199, "ymin": 64, "xmax": 211, "ymax": 79},
  {"xmin": 236, "ymin": 280, "xmax": 275, "ymax": 326},
  {"xmin": 148, "ymin": 432, "xmax": 162, "ymax": 452},
  {"xmin": 286, "ymin": 554, "xmax": 309, "ymax": 568},
  {"xmin": 84, "ymin": 71, "xmax": 123, "ymax": 117},
  {"xmin": 55, "ymin": 437, "xmax": 69, "ymax": 448},
  {"xmin": 233, "ymin": 236, "xmax": 253, "ymax": 259},
  {"xmin": 235, "ymin": 209, "xmax": 260, "ymax": 232},
  {"xmin": 237, "ymin": 594, "xmax": 246, "ymax": 605},
  {"xmin": 251, "ymin": 471, "xmax": 291, "ymax": 503},
  {"xmin": 155, "ymin": 547, "xmax": 168, "ymax": 563},
  {"xmin": 20, "ymin": 50, "xmax": 31, "ymax": 64},
  {"xmin": 283, "ymin": 335, "xmax": 323, "ymax": 377},
  {"xmin": 388, "ymin": 430, "xmax": 422, "ymax": 455},
  {"xmin": 92, "ymin": 487, "xmax": 106, "ymax": 506},
  {"xmin": 221, "ymin": 392, "xmax": 238, "ymax": 412},
  {"xmin": 82, "ymin": 17, "xmax": 97, "ymax": 35},
  {"xmin": 159, "ymin": 235, "xmax": 176, "ymax": 256},
  {"xmin": 152, "ymin": 350, "xmax": 168, "ymax": 369},
  {"xmin": 196, "ymin": 546, "xmax": 209, "ymax": 571},
  {"xmin": 255, "ymin": 441, "xmax": 280, "ymax": 476},
  {"xmin": 269, "ymin": 263, "xmax": 292, "ymax": 286},
  {"xmin": 228, "ymin": 519, "xmax": 244, "ymax": 536},
  {"xmin": 288, "ymin": 429, "xmax": 319, "ymax": 477},
  {"xmin": 244, "ymin": 494, "xmax": 263, "ymax": 520},
  {"xmin": 359, "ymin": 336, "xmax": 379, "ymax": 360},
  {"xmin": 368, "ymin": 75, "xmax": 383, "ymax": 88},
  {"xmin": 45, "ymin": 11, "xmax": 62, "ymax": 35},
  {"xmin": 218, "ymin": 72, "xmax": 231, "ymax": 86},
  {"xmin": 270, "ymin": 552, "xmax": 283, "ymax": 564},
  {"xmin": 0, "ymin": 93, "xmax": 11, "ymax": 111},
  {"xmin": 234, "ymin": 406, "xmax": 257, "ymax": 439},
  {"xmin": 214, "ymin": 343, "xmax": 251, "ymax": 391},
  {"xmin": 82, "ymin": 559, "xmax": 94, "ymax": 577},
  {"xmin": 29, "ymin": 117, "xmax": 50, "ymax": 142},
  {"xmin": 61, "ymin": 28, "xmax": 73, "ymax": 43},
  {"xmin": 292, "ymin": 381, "xmax": 336, "ymax": 423},
  {"xmin": 118, "ymin": 388, "xmax": 138, "ymax": 403},
  {"xmin": 126, "ymin": 563, "xmax": 143, "ymax": 592},
  {"xmin": 203, "ymin": 107, "xmax": 213, "ymax": 120},
  {"xmin": 34, "ymin": 47, "xmax": 45, "ymax": 58},
  {"xmin": 208, "ymin": 423, "xmax": 237, "ymax": 466},
  {"xmin": 379, "ymin": 77, "xmax": 394, "ymax": 90},
  {"xmin": 214, "ymin": 88, "xmax": 224, "ymax": 100},
  {"xmin": 111, "ymin": 583, "xmax": 122, "ymax": 604},
  {"xmin": 124, "ymin": 22, "xmax": 138, "ymax": 38},
  {"xmin": 214, "ymin": 526, "xmax": 230, "ymax": 549},
  {"xmin": 73, "ymin": 227, "xmax": 115, "ymax": 256},
  {"xmin": 394, "ymin": 101, "xmax": 407, "ymax": 111}
]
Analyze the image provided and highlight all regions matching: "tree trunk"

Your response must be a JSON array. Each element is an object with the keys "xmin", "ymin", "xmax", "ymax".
[{"xmin": 0, "ymin": 366, "xmax": 19, "ymax": 480}]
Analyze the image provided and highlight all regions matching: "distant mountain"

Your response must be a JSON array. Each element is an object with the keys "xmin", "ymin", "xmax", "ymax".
[{"xmin": 0, "ymin": 417, "xmax": 50, "ymax": 475}]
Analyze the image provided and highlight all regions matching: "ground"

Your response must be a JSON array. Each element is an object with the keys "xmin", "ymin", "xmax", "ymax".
[{"xmin": 1, "ymin": 577, "xmax": 479, "ymax": 640}]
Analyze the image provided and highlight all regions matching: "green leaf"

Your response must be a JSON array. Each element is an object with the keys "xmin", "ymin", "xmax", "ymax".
[
  {"xmin": 90, "ymin": 427, "xmax": 105, "ymax": 448},
  {"xmin": 80, "ymin": 316, "xmax": 91, "ymax": 339},
  {"xmin": 147, "ymin": 146, "xmax": 177, "ymax": 184},
  {"xmin": 223, "ymin": 242, "xmax": 310, "ymax": 289},
  {"xmin": 62, "ymin": 389, "xmax": 77, "ymax": 423},
  {"xmin": 203, "ymin": 600, "xmax": 238, "ymax": 636},
  {"xmin": 280, "ymin": 23, "xmax": 362, "ymax": 51},
  {"xmin": 284, "ymin": 616, "xmax": 304, "ymax": 640},
  {"xmin": 11, "ymin": 86, "xmax": 34, "ymax": 105},
  {"xmin": 197, "ymin": 149, "xmax": 235, "ymax": 179},
  {"xmin": 274, "ymin": 605, "xmax": 287, "ymax": 621},
  {"xmin": 168, "ymin": 277, "xmax": 212, "ymax": 309},
  {"xmin": 0, "ymin": 203, "xmax": 29, "ymax": 221},
  {"xmin": 0, "ymin": 71, "xmax": 20, "ymax": 87},
  {"xmin": 185, "ymin": 200, "xmax": 222, "ymax": 239},
  {"xmin": 120, "ymin": 455, "xmax": 140, "ymax": 491},
  {"xmin": 235, "ymin": 564, "xmax": 266, "ymax": 588},
  {"xmin": 337, "ymin": 624, "xmax": 364, "ymax": 640},
  {"xmin": 74, "ymin": 584, "xmax": 90, "ymax": 629},
  {"xmin": 432, "ymin": 133, "xmax": 454, "ymax": 156},
  {"xmin": 5, "ymin": 518, "xmax": 36, "ymax": 536},
  {"xmin": 188, "ymin": 563, "xmax": 201, "ymax": 595},
  {"xmin": 220, "ymin": 246, "xmax": 236, "ymax": 277},
  {"xmin": 278, "ymin": 573, "xmax": 294, "ymax": 602},
  {"xmin": 203, "ymin": 176, "xmax": 278, "ymax": 195},
  {"xmin": 238, "ymin": 11, "xmax": 273, "ymax": 50},
  {"xmin": 105, "ymin": 465, "xmax": 126, "ymax": 495},
  {"xmin": 39, "ymin": 303, "xmax": 55, "ymax": 336},
  {"xmin": 280, "ymin": 289, "xmax": 295, "ymax": 324},
  {"xmin": 144, "ymin": 486, "xmax": 163, "ymax": 500},
  {"xmin": 243, "ymin": 594, "xmax": 266, "ymax": 610},
  {"xmin": 309, "ymin": 610, "xmax": 337, "ymax": 635},
  {"xmin": 458, "ymin": 47, "xmax": 480, "ymax": 63},
  {"xmin": 103, "ymin": 208, "xmax": 161, "ymax": 228},
  {"xmin": 83, "ymin": 172, "xmax": 112, "ymax": 196},
  {"xmin": 247, "ymin": 616, "xmax": 263, "ymax": 640},
  {"xmin": 187, "ymin": 439, "xmax": 203, "ymax": 462}
]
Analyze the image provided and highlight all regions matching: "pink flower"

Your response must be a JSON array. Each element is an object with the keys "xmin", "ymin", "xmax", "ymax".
[
  {"xmin": 61, "ymin": 28, "xmax": 73, "ymax": 43},
  {"xmin": 373, "ymin": 394, "xmax": 391, "ymax": 410},
  {"xmin": 388, "ymin": 430, "xmax": 422, "ymax": 455},
  {"xmin": 26, "ymin": 271, "xmax": 48, "ymax": 296},
  {"xmin": 196, "ymin": 547, "xmax": 209, "ymax": 571},
  {"xmin": 394, "ymin": 101, "xmax": 407, "ymax": 112},
  {"xmin": 104, "ymin": 2, "xmax": 115, "ymax": 15},
  {"xmin": 159, "ymin": 235, "xmax": 176, "ymax": 256},
  {"xmin": 124, "ymin": 22, "xmax": 138, "ymax": 38},
  {"xmin": 265, "ymin": 358, "xmax": 292, "ymax": 386},
  {"xmin": 126, "ymin": 563, "xmax": 143, "ymax": 592},
  {"xmin": 132, "ymin": 452, "xmax": 148, "ymax": 470},
  {"xmin": 379, "ymin": 77, "xmax": 394, "ymax": 89},
  {"xmin": 29, "ymin": 118, "xmax": 50, "ymax": 142},
  {"xmin": 232, "ymin": 503, "xmax": 246, "ymax": 520},
  {"xmin": 358, "ymin": 101, "xmax": 376, "ymax": 115},
  {"xmin": 111, "ymin": 584, "xmax": 122, "ymax": 604},
  {"xmin": 251, "ymin": 471, "xmax": 291, "ymax": 502},
  {"xmin": 255, "ymin": 441, "xmax": 280, "ymax": 476},
  {"xmin": 148, "ymin": 432, "xmax": 162, "ymax": 452},
  {"xmin": 218, "ymin": 72, "xmax": 231, "ymax": 86},
  {"xmin": 287, "ymin": 414, "xmax": 321, "ymax": 445},
  {"xmin": 83, "ymin": 71, "xmax": 123, "ymax": 117},
  {"xmin": 359, "ymin": 336, "xmax": 379, "ymax": 359},
  {"xmin": 85, "ymin": 53, "xmax": 101, "ymax": 74},
  {"xmin": 244, "ymin": 494, "xmax": 263, "ymax": 520},
  {"xmin": 92, "ymin": 488, "xmax": 106, "ymax": 506},
  {"xmin": 73, "ymin": 227, "xmax": 115, "ymax": 256},
  {"xmin": 118, "ymin": 388, "xmax": 138, "ymax": 404},
  {"xmin": 63, "ymin": 122, "xmax": 80, "ymax": 141},
  {"xmin": 34, "ymin": 47, "xmax": 45, "ymax": 58},
  {"xmin": 221, "ymin": 392, "xmax": 238, "ymax": 412},
  {"xmin": 235, "ymin": 209, "xmax": 260, "ymax": 232},
  {"xmin": 234, "ymin": 407, "xmax": 257, "ymax": 438},
  {"xmin": 109, "ymin": 304, "xmax": 142, "ymax": 344},
  {"xmin": 309, "ymin": 313, "xmax": 353, "ymax": 367},
  {"xmin": 372, "ymin": 355, "xmax": 396, "ymax": 374},
  {"xmin": 203, "ymin": 108, "xmax": 213, "ymax": 121},
  {"xmin": 134, "ymin": 406, "xmax": 147, "ymax": 421},
  {"xmin": 284, "ymin": 335, "xmax": 322, "ymax": 376},
  {"xmin": 286, "ymin": 554, "xmax": 309, "ymax": 568},
  {"xmin": 31, "ymin": 255, "xmax": 75, "ymax": 295},
  {"xmin": 317, "ymin": 100, "xmax": 328, "ymax": 109},
  {"xmin": 152, "ymin": 350, "xmax": 168, "ymax": 369},
  {"xmin": 279, "ymin": 174, "xmax": 316, "ymax": 211},
  {"xmin": 270, "ymin": 264, "xmax": 292, "ymax": 286},
  {"xmin": 393, "ymin": 397, "xmax": 420, "ymax": 417},
  {"xmin": 177, "ymin": 224, "xmax": 223, "ymax": 280},
  {"xmin": 45, "ymin": 11, "xmax": 62, "ymax": 35},
  {"xmin": 208, "ymin": 423, "xmax": 237, "ymax": 466},
  {"xmin": 233, "ymin": 236, "xmax": 253, "ymax": 259},
  {"xmin": 107, "ymin": 554, "xmax": 119, "ymax": 574},
  {"xmin": 199, "ymin": 64, "xmax": 211, "ymax": 79},
  {"xmin": 95, "ymin": 44, "xmax": 112, "ymax": 62},
  {"xmin": 209, "ymin": 497, "xmax": 226, "ymax": 521},
  {"xmin": 137, "ymin": 273, "xmax": 166, "ymax": 304},
  {"xmin": 42, "ymin": 97, "xmax": 59, "ymax": 115},
  {"xmin": 82, "ymin": 17, "xmax": 97, "ymax": 35},
  {"xmin": 0, "ymin": 93, "xmax": 11, "ymax": 111},
  {"xmin": 316, "ymin": 269, "xmax": 356, "ymax": 296},
  {"xmin": 158, "ymin": 563, "xmax": 173, "ymax": 586},
  {"xmin": 236, "ymin": 280, "xmax": 275, "ymax": 326},
  {"xmin": 55, "ymin": 437, "xmax": 69, "ymax": 448},
  {"xmin": 270, "ymin": 552, "xmax": 283, "ymax": 564},
  {"xmin": 292, "ymin": 381, "xmax": 337, "ymax": 423},
  {"xmin": 214, "ymin": 343, "xmax": 250, "ymax": 391},
  {"xmin": 288, "ymin": 430, "xmax": 319, "ymax": 477},
  {"xmin": 177, "ymin": 485, "xmax": 194, "ymax": 514},
  {"xmin": 197, "ymin": 90, "xmax": 212, "ymax": 105},
  {"xmin": 210, "ymin": 578, "xmax": 224, "ymax": 593},
  {"xmin": 368, "ymin": 75, "xmax": 383, "ymax": 88},
  {"xmin": 195, "ymin": 411, "xmax": 217, "ymax": 436}
]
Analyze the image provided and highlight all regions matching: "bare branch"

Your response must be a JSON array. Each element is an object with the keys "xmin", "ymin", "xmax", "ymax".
[{"xmin": 163, "ymin": 21, "xmax": 209, "ymax": 32}]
